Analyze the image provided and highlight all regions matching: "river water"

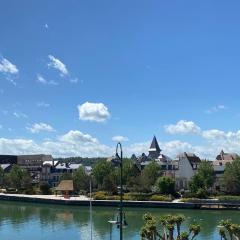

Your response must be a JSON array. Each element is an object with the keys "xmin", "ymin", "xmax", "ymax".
[{"xmin": 0, "ymin": 201, "xmax": 239, "ymax": 239}]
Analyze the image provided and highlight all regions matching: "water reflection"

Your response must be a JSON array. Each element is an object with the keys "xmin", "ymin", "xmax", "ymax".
[{"xmin": 0, "ymin": 201, "xmax": 239, "ymax": 240}]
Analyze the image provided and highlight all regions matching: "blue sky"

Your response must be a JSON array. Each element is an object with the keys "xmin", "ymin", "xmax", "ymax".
[{"xmin": 0, "ymin": 0, "xmax": 240, "ymax": 158}]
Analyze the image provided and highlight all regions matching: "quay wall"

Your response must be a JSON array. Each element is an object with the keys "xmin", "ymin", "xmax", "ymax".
[{"xmin": 0, "ymin": 194, "xmax": 196, "ymax": 209}]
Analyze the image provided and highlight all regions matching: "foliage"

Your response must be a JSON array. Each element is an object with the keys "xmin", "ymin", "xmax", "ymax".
[
  {"xmin": 93, "ymin": 191, "xmax": 108, "ymax": 200},
  {"xmin": 0, "ymin": 166, "xmax": 4, "ymax": 187},
  {"xmin": 60, "ymin": 173, "xmax": 73, "ymax": 181},
  {"xmin": 92, "ymin": 160, "xmax": 114, "ymax": 187},
  {"xmin": 140, "ymin": 213, "xmax": 159, "ymax": 240},
  {"xmin": 218, "ymin": 195, "xmax": 240, "ymax": 202},
  {"xmin": 140, "ymin": 213, "xmax": 200, "ymax": 240},
  {"xmin": 72, "ymin": 166, "xmax": 89, "ymax": 192},
  {"xmin": 39, "ymin": 182, "xmax": 51, "ymax": 195},
  {"xmin": 223, "ymin": 158, "xmax": 240, "ymax": 194},
  {"xmin": 7, "ymin": 165, "xmax": 31, "ymax": 191},
  {"xmin": 102, "ymin": 174, "xmax": 117, "ymax": 194},
  {"xmin": 142, "ymin": 161, "xmax": 162, "ymax": 187},
  {"xmin": 155, "ymin": 176, "xmax": 175, "ymax": 195},
  {"xmin": 218, "ymin": 219, "xmax": 240, "ymax": 240},
  {"xmin": 189, "ymin": 160, "xmax": 214, "ymax": 195},
  {"xmin": 149, "ymin": 194, "xmax": 171, "ymax": 202}
]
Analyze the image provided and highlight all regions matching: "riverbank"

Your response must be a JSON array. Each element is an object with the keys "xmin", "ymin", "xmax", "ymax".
[{"xmin": 1, "ymin": 193, "xmax": 240, "ymax": 210}]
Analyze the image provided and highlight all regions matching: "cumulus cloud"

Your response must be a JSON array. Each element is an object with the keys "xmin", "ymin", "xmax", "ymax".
[
  {"xmin": 202, "ymin": 129, "xmax": 226, "ymax": 139},
  {"xmin": 36, "ymin": 74, "xmax": 58, "ymax": 85},
  {"xmin": 26, "ymin": 122, "xmax": 55, "ymax": 133},
  {"xmin": 164, "ymin": 120, "xmax": 201, "ymax": 135},
  {"xmin": 59, "ymin": 130, "xmax": 98, "ymax": 144},
  {"xmin": 78, "ymin": 102, "xmax": 110, "ymax": 122},
  {"xmin": 0, "ymin": 58, "xmax": 18, "ymax": 74},
  {"xmin": 48, "ymin": 55, "xmax": 68, "ymax": 76},
  {"xmin": 112, "ymin": 136, "xmax": 129, "ymax": 142}
]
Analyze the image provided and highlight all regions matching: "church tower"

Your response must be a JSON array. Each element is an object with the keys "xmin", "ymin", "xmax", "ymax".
[{"xmin": 148, "ymin": 136, "xmax": 161, "ymax": 159}]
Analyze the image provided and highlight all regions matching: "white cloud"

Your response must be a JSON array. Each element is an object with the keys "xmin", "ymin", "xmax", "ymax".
[
  {"xmin": 45, "ymin": 23, "xmax": 49, "ymax": 29},
  {"xmin": 112, "ymin": 136, "xmax": 129, "ymax": 142},
  {"xmin": 59, "ymin": 130, "xmax": 98, "ymax": 144},
  {"xmin": 0, "ymin": 58, "xmax": 18, "ymax": 74},
  {"xmin": 37, "ymin": 102, "xmax": 50, "ymax": 107},
  {"xmin": 78, "ymin": 102, "xmax": 110, "ymax": 122},
  {"xmin": 202, "ymin": 129, "xmax": 226, "ymax": 139},
  {"xmin": 48, "ymin": 55, "xmax": 68, "ymax": 76},
  {"xmin": 164, "ymin": 120, "xmax": 201, "ymax": 135},
  {"xmin": 36, "ymin": 74, "xmax": 58, "ymax": 85},
  {"xmin": 205, "ymin": 105, "xmax": 227, "ymax": 114},
  {"xmin": 26, "ymin": 122, "xmax": 55, "ymax": 133}
]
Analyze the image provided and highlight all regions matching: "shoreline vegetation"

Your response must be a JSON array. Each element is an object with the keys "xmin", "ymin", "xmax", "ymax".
[{"xmin": 1, "ymin": 193, "xmax": 240, "ymax": 210}]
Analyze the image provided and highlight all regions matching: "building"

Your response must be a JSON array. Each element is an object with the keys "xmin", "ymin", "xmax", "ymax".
[
  {"xmin": 17, "ymin": 154, "xmax": 53, "ymax": 183},
  {"xmin": 174, "ymin": 152, "xmax": 201, "ymax": 190},
  {"xmin": 148, "ymin": 136, "xmax": 161, "ymax": 160},
  {"xmin": 41, "ymin": 162, "xmax": 83, "ymax": 187},
  {"xmin": 0, "ymin": 155, "xmax": 17, "ymax": 164},
  {"xmin": 213, "ymin": 150, "xmax": 239, "ymax": 191}
]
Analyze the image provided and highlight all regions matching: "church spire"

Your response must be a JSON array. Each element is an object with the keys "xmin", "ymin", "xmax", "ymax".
[{"xmin": 148, "ymin": 135, "xmax": 161, "ymax": 159}]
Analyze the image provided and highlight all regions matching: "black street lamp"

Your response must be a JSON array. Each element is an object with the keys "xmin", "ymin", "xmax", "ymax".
[
  {"xmin": 115, "ymin": 142, "xmax": 123, "ymax": 240},
  {"xmin": 108, "ymin": 142, "xmax": 127, "ymax": 240}
]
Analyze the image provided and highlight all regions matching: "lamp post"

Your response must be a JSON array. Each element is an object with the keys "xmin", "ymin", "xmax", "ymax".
[
  {"xmin": 115, "ymin": 142, "xmax": 123, "ymax": 240},
  {"xmin": 108, "ymin": 142, "xmax": 127, "ymax": 240}
]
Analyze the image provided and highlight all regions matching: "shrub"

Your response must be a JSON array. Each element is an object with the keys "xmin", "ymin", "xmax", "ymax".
[
  {"xmin": 196, "ymin": 188, "xmax": 208, "ymax": 199},
  {"xmin": 149, "ymin": 194, "xmax": 171, "ymax": 202},
  {"xmin": 155, "ymin": 176, "xmax": 175, "ymax": 195},
  {"xmin": 218, "ymin": 195, "xmax": 240, "ymax": 202},
  {"xmin": 93, "ymin": 191, "xmax": 107, "ymax": 200},
  {"xmin": 39, "ymin": 182, "xmax": 51, "ymax": 195}
]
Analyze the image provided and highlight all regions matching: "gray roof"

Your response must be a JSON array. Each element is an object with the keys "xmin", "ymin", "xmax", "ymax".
[
  {"xmin": 149, "ymin": 136, "xmax": 161, "ymax": 152},
  {"xmin": 0, "ymin": 164, "xmax": 11, "ymax": 170},
  {"xmin": 55, "ymin": 163, "xmax": 82, "ymax": 170}
]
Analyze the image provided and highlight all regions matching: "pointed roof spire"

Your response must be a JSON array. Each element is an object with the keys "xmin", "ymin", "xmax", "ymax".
[{"xmin": 149, "ymin": 135, "xmax": 161, "ymax": 153}]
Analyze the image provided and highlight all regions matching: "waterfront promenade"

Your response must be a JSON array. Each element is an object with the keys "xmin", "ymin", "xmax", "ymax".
[{"xmin": 1, "ymin": 193, "xmax": 240, "ymax": 210}]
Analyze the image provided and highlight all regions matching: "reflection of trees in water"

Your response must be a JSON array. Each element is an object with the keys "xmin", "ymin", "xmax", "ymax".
[{"xmin": 1, "ymin": 202, "xmax": 240, "ymax": 239}]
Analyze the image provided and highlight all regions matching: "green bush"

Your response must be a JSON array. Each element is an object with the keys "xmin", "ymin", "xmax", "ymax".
[
  {"xmin": 196, "ymin": 188, "xmax": 209, "ymax": 199},
  {"xmin": 218, "ymin": 195, "xmax": 240, "ymax": 201},
  {"xmin": 149, "ymin": 194, "xmax": 171, "ymax": 202},
  {"xmin": 93, "ymin": 191, "xmax": 107, "ymax": 200},
  {"xmin": 39, "ymin": 182, "xmax": 51, "ymax": 195}
]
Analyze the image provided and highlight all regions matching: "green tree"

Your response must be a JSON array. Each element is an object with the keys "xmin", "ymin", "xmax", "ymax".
[
  {"xmin": 92, "ymin": 160, "xmax": 114, "ymax": 187},
  {"xmin": 9, "ymin": 165, "xmax": 24, "ymax": 190},
  {"xmin": 60, "ymin": 173, "xmax": 73, "ymax": 181},
  {"xmin": 142, "ymin": 162, "xmax": 161, "ymax": 186},
  {"xmin": 39, "ymin": 182, "xmax": 51, "ymax": 194},
  {"xmin": 218, "ymin": 219, "xmax": 240, "ymax": 240},
  {"xmin": 73, "ymin": 166, "xmax": 89, "ymax": 192},
  {"xmin": 155, "ymin": 176, "xmax": 175, "ymax": 195},
  {"xmin": 189, "ymin": 160, "xmax": 214, "ymax": 194},
  {"xmin": 0, "ymin": 166, "xmax": 4, "ymax": 187},
  {"xmin": 102, "ymin": 174, "xmax": 117, "ymax": 194},
  {"xmin": 223, "ymin": 157, "xmax": 240, "ymax": 194},
  {"xmin": 140, "ymin": 213, "xmax": 200, "ymax": 240}
]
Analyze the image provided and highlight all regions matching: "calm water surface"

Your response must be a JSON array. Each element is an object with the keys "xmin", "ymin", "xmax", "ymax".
[{"xmin": 0, "ymin": 201, "xmax": 239, "ymax": 240}]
